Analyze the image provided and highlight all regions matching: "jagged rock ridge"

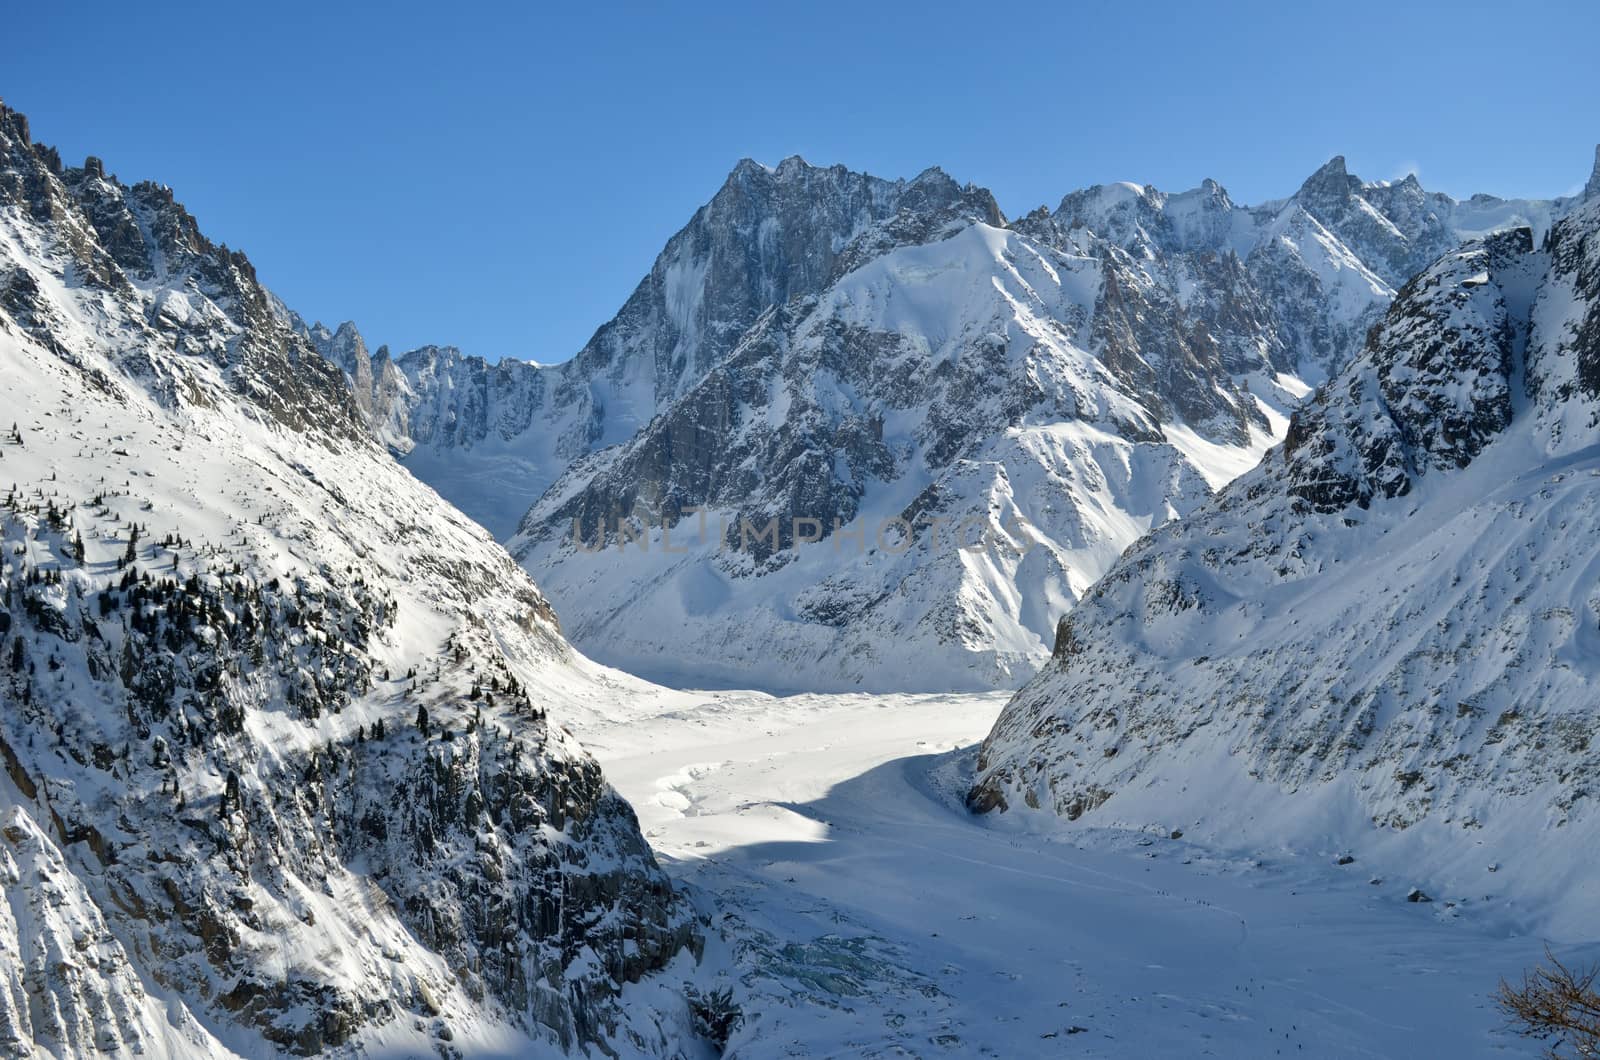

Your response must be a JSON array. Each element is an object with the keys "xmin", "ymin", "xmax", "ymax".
[{"xmin": 291, "ymin": 160, "xmax": 1002, "ymax": 540}]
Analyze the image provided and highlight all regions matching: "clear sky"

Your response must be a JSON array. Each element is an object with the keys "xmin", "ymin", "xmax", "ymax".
[{"xmin": 8, "ymin": 0, "xmax": 1598, "ymax": 363}]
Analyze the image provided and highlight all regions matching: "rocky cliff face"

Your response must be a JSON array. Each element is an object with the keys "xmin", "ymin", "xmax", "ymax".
[
  {"xmin": 0, "ymin": 102, "xmax": 695, "ymax": 1058},
  {"xmin": 969, "ymin": 195, "xmax": 1600, "ymax": 933}
]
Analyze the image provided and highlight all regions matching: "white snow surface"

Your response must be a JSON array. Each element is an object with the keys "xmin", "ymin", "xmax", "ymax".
[
  {"xmin": 512, "ymin": 222, "xmax": 1286, "ymax": 693},
  {"xmin": 573, "ymin": 688, "xmax": 1589, "ymax": 1058}
]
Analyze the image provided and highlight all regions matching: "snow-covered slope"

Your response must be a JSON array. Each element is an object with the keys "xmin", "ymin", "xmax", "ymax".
[
  {"xmin": 971, "ymin": 196, "xmax": 1600, "ymax": 936},
  {"xmin": 573, "ymin": 688, "xmax": 1583, "ymax": 1059},
  {"xmin": 0, "ymin": 102, "xmax": 697, "ymax": 1057},
  {"xmin": 487, "ymin": 155, "xmax": 1579, "ymax": 691}
]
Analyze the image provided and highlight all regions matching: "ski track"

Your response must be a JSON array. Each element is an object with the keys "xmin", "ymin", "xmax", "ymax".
[{"xmin": 579, "ymin": 691, "xmax": 1588, "ymax": 1058}]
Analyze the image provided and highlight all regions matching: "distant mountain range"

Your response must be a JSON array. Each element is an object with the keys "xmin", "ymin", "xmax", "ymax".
[{"xmin": 302, "ymin": 147, "xmax": 1592, "ymax": 690}]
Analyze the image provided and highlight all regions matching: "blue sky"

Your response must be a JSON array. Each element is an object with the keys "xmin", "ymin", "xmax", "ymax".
[{"xmin": 8, "ymin": 0, "xmax": 1598, "ymax": 362}]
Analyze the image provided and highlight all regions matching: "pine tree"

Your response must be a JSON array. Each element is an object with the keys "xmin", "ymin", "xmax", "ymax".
[{"xmin": 415, "ymin": 704, "xmax": 430, "ymax": 737}]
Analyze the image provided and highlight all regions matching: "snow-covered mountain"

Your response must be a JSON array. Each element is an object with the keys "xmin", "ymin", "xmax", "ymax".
[
  {"xmin": 970, "ymin": 191, "xmax": 1600, "ymax": 935},
  {"xmin": 293, "ymin": 161, "xmax": 1003, "ymax": 541},
  {"xmin": 0, "ymin": 102, "xmax": 697, "ymax": 1057},
  {"xmin": 506, "ymin": 214, "xmax": 1282, "ymax": 691},
  {"xmin": 294, "ymin": 141, "xmax": 1584, "ymax": 692},
  {"xmin": 485, "ymin": 156, "xmax": 1567, "ymax": 691}
]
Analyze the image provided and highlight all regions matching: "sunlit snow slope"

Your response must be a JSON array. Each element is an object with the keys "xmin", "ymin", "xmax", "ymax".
[
  {"xmin": 974, "ymin": 196, "xmax": 1600, "ymax": 938},
  {"xmin": 512, "ymin": 220, "xmax": 1284, "ymax": 691}
]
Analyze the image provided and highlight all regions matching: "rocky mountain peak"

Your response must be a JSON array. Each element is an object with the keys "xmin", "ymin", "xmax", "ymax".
[
  {"xmin": 1050, "ymin": 174, "xmax": 1242, "ymax": 260},
  {"xmin": 305, "ymin": 319, "xmax": 378, "ymax": 420},
  {"xmin": 1055, "ymin": 180, "xmax": 1156, "ymax": 220},
  {"xmin": 774, "ymin": 153, "xmax": 814, "ymax": 177},
  {"xmin": 0, "ymin": 105, "xmax": 367, "ymax": 442},
  {"xmin": 0, "ymin": 99, "xmax": 27, "ymax": 143},
  {"xmin": 1196, "ymin": 176, "xmax": 1232, "ymax": 204},
  {"xmin": 1276, "ymin": 154, "xmax": 1491, "ymax": 293},
  {"xmin": 582, "ymin": 152, "xmax": 1005, "ymax": 405},
  {"xmin": 307, "ymin": 318, "xmax": 369, "ymax": 366},
  {"xmin": 908, "ymin": 163, "xmax": 957, "ymax": 188},
  {"xmin": 1586, "ymin": 143, "xmax": 1600, "ymax": 200},
  {"xmin": 1295, "ymin": 154, "xmax": 1356, "ymax": 203}
]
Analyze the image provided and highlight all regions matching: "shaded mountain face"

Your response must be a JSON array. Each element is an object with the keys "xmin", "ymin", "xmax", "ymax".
[
  {"xmin": 312, "ymin": 151, "xmax": 1578, "ymax": 692},
  {"xmin": 0, "ymin": 103, "xmax": 693, "ymax": 1057},
  {"xmin": 969, "ymin": 197, "xmax": 1600, "ymax": 933}
]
